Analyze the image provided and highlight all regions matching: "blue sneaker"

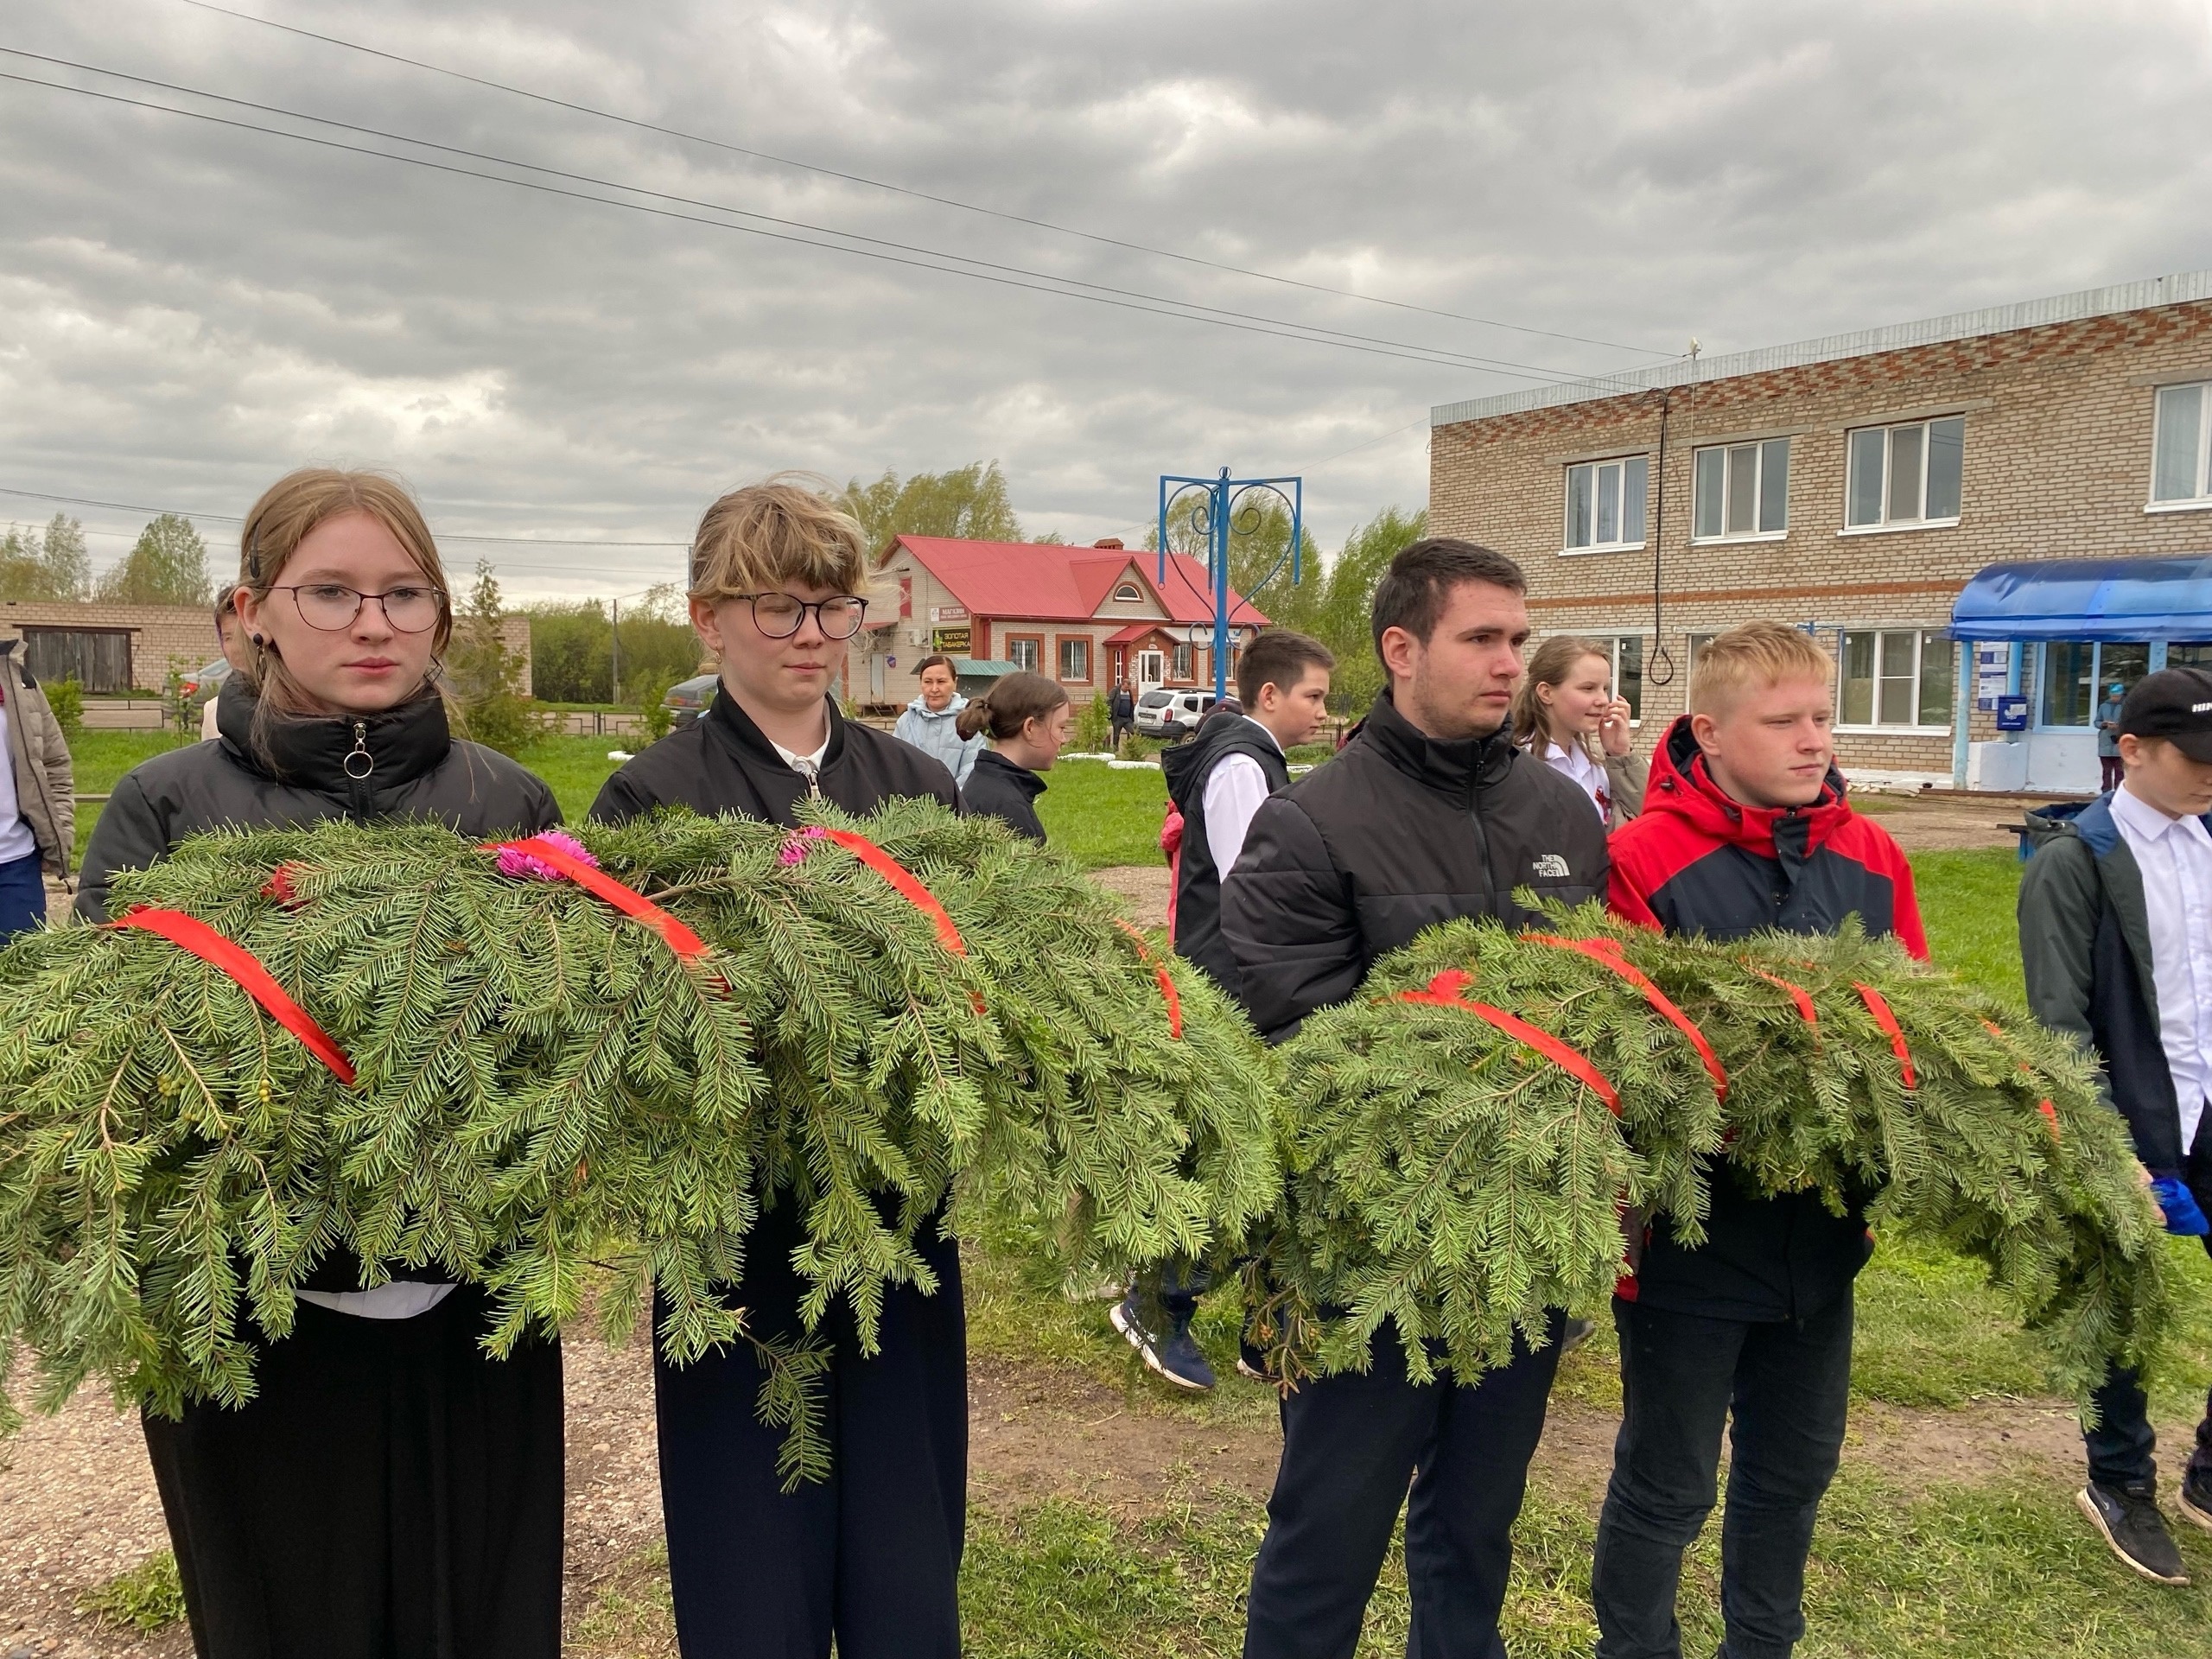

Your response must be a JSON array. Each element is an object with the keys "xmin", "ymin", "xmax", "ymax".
[{"xmin": 1111, "ymin": 1290, "xmax": 1217, "ymax": 1392}]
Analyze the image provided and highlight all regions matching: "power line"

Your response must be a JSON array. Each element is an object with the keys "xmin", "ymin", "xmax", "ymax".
[
  {"xmin": 2, "ymin": 54, "xmax": 1654, "ymax": 388},
  {"xmin": 0, "ymin": 485, "xmax": 688, "ymax": 545},
  {"xmin": 175, "ymin": 0, "xmax": 1669, "ymax": 360}
]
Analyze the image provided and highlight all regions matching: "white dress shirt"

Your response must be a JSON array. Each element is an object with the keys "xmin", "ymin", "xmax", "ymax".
[
  {"xmin": 1203, "ymin": 717, "xmax": 1285, "ymax": 879},
  {"xmin": 0, "ymin": 701, "xmax": 35, "ymax": 865},
  {"xmin": 1539, "ymin": 739, "xmax": 1611, "ymax": 823},
  {"xmin": 2109, "ymin": 781, "xmax": 2212, "ymax": 1148}
]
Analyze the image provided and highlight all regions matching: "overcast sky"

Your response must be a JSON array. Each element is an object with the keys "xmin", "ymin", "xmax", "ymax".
[{"xmin": 3, "ymin": 0, "xmax": 2209, "ymax": 601}]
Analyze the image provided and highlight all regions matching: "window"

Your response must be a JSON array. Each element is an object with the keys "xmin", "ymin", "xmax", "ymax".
[
  {"xmin": 1837, "ymin": 630, "xmax": 1955, "ymax": 728},
  {"xmin": 2037, "ymin": 640, "xmax": 2148, "ymax": 728},
  {"xmin": 1693, "ymin": 439, "xmax": 1789, "ymax": 539},
  {"xmin": 1845, "ymin": 416, "xmax": 1963, "ymax": 528},
  {"xmin": 1170, "ymin": 642, "xmax": 1194, "ymax": 682},
  {"xmin": 1058, "ymin": 636, "xmax": 1090, "ymax": 683},
  {"xmin": 2152, "ymin": 383, "xmax": 2212, "ymax": 506},
  {"xmin": 1605, "ymin": 635, "xmax": 1643, "ymax": 721},
  {"xmin": 2170, "ymin": 642, "xmax": 2212, "ymax": 671},
  {"xmin": 1007, "ymin": 635, "xmax": 1041, "ymax": 673},
  {"xmin": 1564, "ymin": 455, "xmax": 1649, "ymax": 551},
  {"xmin": 1112, "ymin": 582, "xmax": 1145, "ymax": 601}
]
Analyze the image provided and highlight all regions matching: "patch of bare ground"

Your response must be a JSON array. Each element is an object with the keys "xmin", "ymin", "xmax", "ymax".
[
  {"xmin": 1854, "ymin": 791, "xmax": 2072, "ymax": 854},
  {"xmin": 1090, "ymin": 864, "xmax": 1170, "ymax": 931},
  {"xmin": 6, "ymin": 1335, "xmax": 2186, "ymax": 1655}
]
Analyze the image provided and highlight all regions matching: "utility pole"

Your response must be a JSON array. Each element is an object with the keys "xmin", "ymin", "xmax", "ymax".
[{"xmin": 610, "ymin": 597, "xmax": 621, "ymax": 704}]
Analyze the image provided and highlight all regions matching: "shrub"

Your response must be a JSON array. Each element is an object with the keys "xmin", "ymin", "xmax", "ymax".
[
  {"xmin": 45, "ymin": 674, "xmax": 82, "ymax": 739},
  {"xmin": 1073, "ymin": 693, "xmax": 1113, "ymax": 753}
]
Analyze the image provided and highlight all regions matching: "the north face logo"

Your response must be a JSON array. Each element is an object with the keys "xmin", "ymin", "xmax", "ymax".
[{"xmin": 1532, "ymin": 854, "xmax": 1571, "ymax": 879}]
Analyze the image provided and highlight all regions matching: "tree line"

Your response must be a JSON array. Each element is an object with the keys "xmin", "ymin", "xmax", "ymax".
[{"xmin": 0, "ymin": 512, "xmax": 213, "ymax": 607}]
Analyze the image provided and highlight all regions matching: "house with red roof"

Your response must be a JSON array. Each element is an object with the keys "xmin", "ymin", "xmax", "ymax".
[{"xmin": 855, "ymin": 535, "xmax": 1268, "ymax": 707}]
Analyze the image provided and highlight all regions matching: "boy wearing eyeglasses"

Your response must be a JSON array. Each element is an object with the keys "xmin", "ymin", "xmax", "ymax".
[{"xmin": 590, "ymin": 476, "xmax": 966, "ymax": 1659}]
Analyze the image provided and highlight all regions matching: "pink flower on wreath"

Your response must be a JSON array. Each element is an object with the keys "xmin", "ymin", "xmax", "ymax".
[
  {"xmin": 778, "ymin": 826, "xmax": 830, "ymax": 867},
  {"xmin": 496, "ymin": 830, "xmax": 599, "ymax": 881}
]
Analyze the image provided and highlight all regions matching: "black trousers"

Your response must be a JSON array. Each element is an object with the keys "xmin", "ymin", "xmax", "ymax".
[
  {"xmin": 655, "ymin": 1200, "xmax": 968, "ymax": 1659},
  {"xmin": 1242, "ymin": 1310, "xmax": 1566, "ymax": 1659},
  {"xmin": 1592, "ymin": 1293, "xmax": 1853, "ymax": 1659},
  {"xmin": 2086, "ymin": 1234, "xmax": 2212, "ymax": 1489},
  {"xmin": 141, "ymin": 1284, "xmax": 564, "ymax": 1659}
]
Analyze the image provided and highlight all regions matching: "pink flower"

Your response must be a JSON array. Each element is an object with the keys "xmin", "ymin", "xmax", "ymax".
[
  {"xmin": 496, "ymin": 830, "xmax": 598, "ymax": 881},
  {"xmin": 778, "ymin": 826, "xmax": 829, "ymax": 867}
]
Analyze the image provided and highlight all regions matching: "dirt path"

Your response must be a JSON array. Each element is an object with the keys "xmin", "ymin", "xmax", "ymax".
[{"xmin": 5, "ymin": 1325, "xmax": 2151, "ymax": 1657}]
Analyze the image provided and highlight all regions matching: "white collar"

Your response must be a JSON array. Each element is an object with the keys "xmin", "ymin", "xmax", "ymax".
[
  {"xmin": 2112, "ymin": 781, "xmax": 2209, "ymax": 844},
  {"xmin": 1240, "ymin": 715, "xmax": 1285, "ymax": 754},
  {"xmin": 770, "ymin": 732, "xmax": 830, "ymax": 773}
]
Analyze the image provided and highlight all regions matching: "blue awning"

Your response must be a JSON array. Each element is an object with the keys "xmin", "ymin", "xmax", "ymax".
[{"xmin": 1947, "ymin": 556, "xmax": 2212, "ymax": 642}]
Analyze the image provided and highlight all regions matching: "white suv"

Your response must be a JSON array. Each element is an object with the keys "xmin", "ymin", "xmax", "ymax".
[{"xmin": 1134, "ymin": 688, "xmax": 1217, "ymax": 741}]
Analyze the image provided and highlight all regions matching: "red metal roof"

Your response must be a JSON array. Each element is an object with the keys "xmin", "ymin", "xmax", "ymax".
[{"xmin": 890, "ymin": 536, "xmax": 1268, "ymax": 627}]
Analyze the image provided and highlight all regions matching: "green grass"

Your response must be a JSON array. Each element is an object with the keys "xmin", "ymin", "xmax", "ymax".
[
  {"xmin": 1910, "ymin": 847, "xmax": 2028, "ymax": 1007},
  {"xmin": 1035, "ymin": 760, "xmax": 1171, "ymax": 870},
  {"xmin": 76, "ymin": 1548, "xmax": 188, "ymax": 1632}
]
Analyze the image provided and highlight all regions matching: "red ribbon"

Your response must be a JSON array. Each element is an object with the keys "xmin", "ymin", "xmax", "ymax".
[
  {"xmin": 111, "ymin": 906, "xmax": 356, "ymax": 1086},
  {"xmin": 1526, "ymin": 934, "xmax": 1728, "ymax": 1103},
  {"xmin": 1853, "ymin": 982, "xmax": 1916, "ymax": 1089},
  {"xmin": 1395, "ymin": 969, "xmax": 1620, "ymax": 1116},
  {"xmin": 1752, "ymin": 968, "xmax": 1820, "ymax": 1030},
  {"xmin": 488, "ymin": 837, "xmax": 710, "ymax": 962},
  {"xmin": 1114, "ymin": 918, "xmax": 1183, "ymax": 1039},
  {"xmin": 814, "ymin": 829, "xmax": 969, "ymax": 957},
  {"xmin": 1981, "ymin": 1019, "xmax": 2061, "ymax": 1143}
]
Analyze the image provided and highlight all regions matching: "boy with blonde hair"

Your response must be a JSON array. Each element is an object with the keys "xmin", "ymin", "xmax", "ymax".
[
  {"xmin": 1595, "ymin": 620, "xmax": 1923, "ymax": 1659},
  {"xmin": 592, "ymin": 476, "xmax": 966, "ymax": 1659}
]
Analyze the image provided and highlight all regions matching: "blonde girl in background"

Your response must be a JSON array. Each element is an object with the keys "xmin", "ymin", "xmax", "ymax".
[
  {"xmin": 1510, "ymin": 634, "xmax": 1646, "ymax": 829},
  {"xmin": 79, "ymin": 468, "xmax": 565, "ymax": 1659}
]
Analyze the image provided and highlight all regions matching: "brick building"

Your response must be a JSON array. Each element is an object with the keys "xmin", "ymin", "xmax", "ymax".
[
  {"xmin": 858, "ymin": 535, "xmax": 1265, "ymax": 707},
  {"xmin": 0, "ymin": 599, "xmax": 531, "ymax": 696},
  {"xmin": 1429, "ymin": 270, "xmax": 2212, "ymax": 791}
]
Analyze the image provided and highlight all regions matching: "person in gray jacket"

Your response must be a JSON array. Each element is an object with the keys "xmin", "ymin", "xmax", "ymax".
[
  {"xmin": 893, "ymin": 653, "xmax": 983, "ymax": 785},
  {"xmin": 0, "ymin": 635, "xmax": 74, "ymax": 939},
  {"xmin": 2019, "ymin": 666, "xmax": 2212, "ymax": 1588}
]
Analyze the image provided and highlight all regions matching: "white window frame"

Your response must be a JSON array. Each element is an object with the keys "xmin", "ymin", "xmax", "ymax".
[
  {"xmin": 1562, "ymin": 454, "xmax": 1649, "ymax": 554},
  {"xmin": 1112, "ymin": 581, "xmax": 1145, "ymax": 601},
  {"xmin": 1169, "ymin": 642, "xmax": 1195, "ymax": 682},
  {"xmin": 1835, "ymin": 628, "xmax": 1955, "ymax": 732},
  {"xmin": 1058, "ymin": 636, "xmax": 1090, "ymax": 683},
  {"xmin": 1007, "ymin": 636, "xmax": 1040, "ymax": 673},
  {"xmin": 1691, "ymin": 438, "xmax": 1789, "ymax": 542},
  {"xmin": 2149, "ymin": 382, "xmax": 2212, "ymax": 512},
  {"xmin": 1841, "ymin": 416, "xmax": 1964, "ymax": 534},
  {"xmin": 1604, "ymin": 634, "xmax": 1643, "ymax": 724}
]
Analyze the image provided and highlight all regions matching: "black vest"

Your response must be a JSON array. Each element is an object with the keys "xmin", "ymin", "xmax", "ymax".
[{"xmin": 1162, "ymin": 716, "xmax": 1291, "ymax": 994}]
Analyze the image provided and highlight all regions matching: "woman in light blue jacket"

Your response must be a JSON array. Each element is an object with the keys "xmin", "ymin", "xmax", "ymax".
[{"xmin": 893, "ymin": 654, "xmax": 983, "ymax": 785}]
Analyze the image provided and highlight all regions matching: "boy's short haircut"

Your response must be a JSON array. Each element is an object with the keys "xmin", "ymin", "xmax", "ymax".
[
  {"xmin": 1370, "ymin": 538, "xmax": 1527, "ymax": 663},
  {"xmin": 1236, "ymin": 629, "xmax": 1335, "ymax": 704},
  {"xmin": 1688, "ymin": 621, "xmax": 1835, "ymax": 718},
  {"xmin": 690, "ymin": 474, "xmax": 870, "ymax": 605}
]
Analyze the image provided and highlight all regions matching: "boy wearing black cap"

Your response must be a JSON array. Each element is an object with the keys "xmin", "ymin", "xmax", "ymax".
[{"xmin": 2020, "ymin": 665, "xmax": 2212, "ymax": 1586}]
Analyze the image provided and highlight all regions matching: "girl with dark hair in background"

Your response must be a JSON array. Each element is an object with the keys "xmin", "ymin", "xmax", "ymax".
[
  {"xmin": 955, "ymin": 671, "xmax": 1071, "ymax": 842},
  {"xmin": 894, "ymin": 652, "xmax": 984, "ymax": 784},
  {"xmin": 79, "ymin": 467, "xmax": 565, "ymax": 1659}
]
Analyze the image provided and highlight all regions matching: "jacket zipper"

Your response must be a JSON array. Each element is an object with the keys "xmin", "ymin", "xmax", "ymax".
[{"xmin": 343, "ymin": 719, "xmax": 375, "ymax": 819}]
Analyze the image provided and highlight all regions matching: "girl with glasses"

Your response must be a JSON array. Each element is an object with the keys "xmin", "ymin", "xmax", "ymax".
[
  {"xmin": 589, "ymin": 475, "xmax": 967, "ymax": 1659},
  {"xmin": 77, "ymin": 468, "xmax": 565, "ymax": 1659}
]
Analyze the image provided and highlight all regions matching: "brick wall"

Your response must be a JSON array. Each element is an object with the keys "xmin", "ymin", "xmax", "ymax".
[
  {"xmin": 1429, "ymin": 297, "xmax": 2212, "ymax": 777},
  {"xmin": 0, "ymin": 601, "xmax": 531, "ymax": 696}
]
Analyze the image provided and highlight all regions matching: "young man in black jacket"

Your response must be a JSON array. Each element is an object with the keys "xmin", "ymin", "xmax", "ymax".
[
  {"xmin": 2019, "ymin": 667, "xmax": 2212, "ymax": 1586},
  {"xmin": 591, "ymin": 479, "xmax": 965, "ymax": 1659},
  {"xmin": 1106, "ymin": 630, "xmax": 1337, "ymax": 1392},
  {"xmin": 1224, "ymin": 539, "xmax": 1606, "ymax": 1659}
]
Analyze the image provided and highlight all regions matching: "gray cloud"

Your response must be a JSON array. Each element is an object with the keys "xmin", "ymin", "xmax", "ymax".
[{"xmin": 2, "ymin": 0, "xmax": 2208, "ymax": 599}]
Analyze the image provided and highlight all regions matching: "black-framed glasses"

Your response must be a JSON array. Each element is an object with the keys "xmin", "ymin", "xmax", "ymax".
[
  {"xmin": 734, "ymin": 592, "xmax": 869, "ymax": 640},
  {"xmin": 272, "ymin": 583, "xmax": 447, "ymax": 633}
]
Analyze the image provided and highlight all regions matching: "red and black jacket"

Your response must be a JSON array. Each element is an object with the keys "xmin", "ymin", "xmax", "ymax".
[{"xmin": 1608, "ymin": 716, "xmax": 1926, "ymax": 1322}]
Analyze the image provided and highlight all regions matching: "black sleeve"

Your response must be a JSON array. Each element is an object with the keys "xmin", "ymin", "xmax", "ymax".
[
  {"xmin": 525, "ymin": 774, "xmax": 563, "ymax": 833},
  {"xmin": 1219, "ymin": 796, "xmax": 1362, "ymax": 1043},
  {"xmin": 75, "ymin": 771, "xmax": 169, "ymax": 922},
  {"xmin": 588, "ymin": 767, "xmax": 652, "ymax": 827}
]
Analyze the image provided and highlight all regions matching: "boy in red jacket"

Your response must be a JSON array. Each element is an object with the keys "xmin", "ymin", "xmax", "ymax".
[{"xmin": 1596, "ymin": 622, "xmax": 1923, "ymax": 1659}]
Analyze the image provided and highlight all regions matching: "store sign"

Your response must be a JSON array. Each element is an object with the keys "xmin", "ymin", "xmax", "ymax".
[
  {"xmin": 931, "ymin": 627, "xmax": 971, "ymax": 654},
  {"xmin": 1974, "ymin": 642, "xmax": 2010, "ymax": 710},
  {"xmin": 931, "ymin": 605, "xmax": 969, "ymax": 624}
]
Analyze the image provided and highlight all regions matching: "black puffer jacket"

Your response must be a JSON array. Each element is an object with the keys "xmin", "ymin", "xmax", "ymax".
[
  {"xmin": 959, "ymin": 748, "xmax": 1048, "ymax": 842},
  {"xmin": 1163, "ymin": 714, "xmax": 1290, "ymax": 995},
  {"xmin": 1220, "ymin": 690, "xmax": 1609, "ymax": 1041},
  {"xmin": 78, "ymin": 678, "xmax": 560, "ymax": 920},
  {"xmin": 589, "ymin": 684, "xmax": 957, "ymax": 828}
]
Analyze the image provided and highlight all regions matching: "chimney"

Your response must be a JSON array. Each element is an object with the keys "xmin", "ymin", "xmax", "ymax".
[{"xmin": 1092, "ymin": 537, "xmax": 1124, "ymax": 550}]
